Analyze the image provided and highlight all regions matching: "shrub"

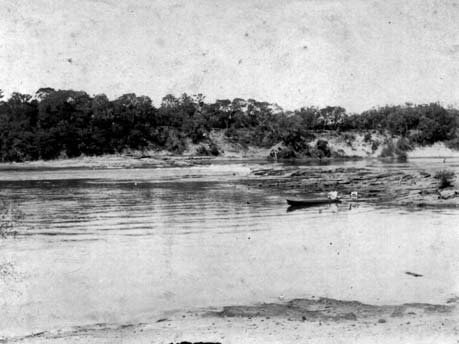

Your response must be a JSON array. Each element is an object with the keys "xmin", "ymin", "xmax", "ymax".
[
  {"xmin": 396, "ymin": 137, "xmax": 412, "ymax": 152},
  {"xmin": 396, "ymin": 150, "xmax": 408, "ymax": 161},
  {"xmin": 364, "ymin": 132, "xmax": 372, "ymax": 143},
  {"xmin": 209, "ymin": 142, "xmax": 220, "ymax": 156},
  {"xmin": 380, "ymin": 141, "xmax": 395, "ymax": 157},
  {"xmin": 371, "ymin": 140, "xmax": 380, "ymax": 152},
  {"xmin": 316, "ymin": 140, "xmax": 331, "ymax": 157},
  {"xmin": 196, "ymin": 145, "xmax": 210, "ymax": 156},
  {"xmin": 282, "ymin": 129, "xmax": 314, "ymax": 153},
  {"xmin": 196, "ymin": 143, "xmax": 220, "ymax": 156},
  {"xmin": 445, "ymin": 138, "xmax": 459, "ymax": 150},
  {"xmin": 394, "ymin": 137, "xmax": 411, "ymax": 160},
  {"xmin": 331, "ymin": 148, "xmax": 347, "ymax": 158},
  {"xmin": 164, "ymin": 131, "xmax": 186, "ymax": 153},
  {"xmin": 269, "ymin": 147, "xmax": 296, "ymax": 160},
  {"xmin": 343, "ymin": 133, "xmax": 356, "ymax": 146},
  {"xmin": 434, "ymin": 170, "xmax": 456, "ymax": 189}
]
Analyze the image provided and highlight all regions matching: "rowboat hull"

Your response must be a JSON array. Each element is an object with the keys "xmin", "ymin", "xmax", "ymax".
[{"xmin": 286, "ymin": 198, "xmax": 341, "ymax": 207}]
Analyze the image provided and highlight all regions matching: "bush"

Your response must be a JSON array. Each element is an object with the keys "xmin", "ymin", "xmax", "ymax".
[
  {"xmin": 196, "ymin": 145, "xmax": 209, "ymax": 156},
  {"xmin": 333, "ymin": 148, "xmax": 346, "ymax": 157},
  {"xmin": 316, "ymin": 140, "xmax": 331, "ymax": 157},
  {"xmin": 196, "ymin": 143, "xmax": 220, "ymax": 156},
  {"xmin": 396, "ymin": 150, "xmax": 408, "ymax": 161},
  {"xmin": 209, "ymin": 142, "xmax": 220, "ymax": 156},
  {"xmin": 380, "ymin": 141, "xmax": 395, "ymax": 157},
  {"xmin": 445, "ymin": 137, "xmax": 459, "ymax": 150},
  {"xmin": 269, "ymin": 146, "xmax": 298, "ymax": 160},
  {"xmin": 371, "ymin": 140, "xmax": 380, "ymax": 152},
  {"xmin": 396, "ymin": 137, "xmax": 412, "ymax": 152},
  {"xmin": 434, "ymin": 170, "xmax": 456, "ymax": 189},
  {"xmin": 164, "ymin": 130, "xmax": 186, "ymax": 153},
  {"xmin": 282, "ymin": 129, "xmax": 314, "ymax": 153},
  {"xmin": 364, "ymin": 132, "xmax": 372, "ymax": 143},
  {"xmin": 394, "ymin": 137, "xmax": 411, "ymax": 160},
  {"xmin": 343, "ymin": 133, "xmax": 356, "ymax": 146}
]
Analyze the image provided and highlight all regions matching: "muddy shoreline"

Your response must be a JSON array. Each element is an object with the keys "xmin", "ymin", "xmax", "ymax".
[
  {"xmin": 247, "ymin": 164, "xmax": 459, "ymax": 209},
  {"xmin": 0, "ymin": 154, "xmax": 365, "ymax": 171},
  {"xmin": 0, "ymin": 154, "xmax": 217, "ymax": 171},
  {"xmin": 6, "ymin": 297, "xmax": 458, "ymax": 344}
]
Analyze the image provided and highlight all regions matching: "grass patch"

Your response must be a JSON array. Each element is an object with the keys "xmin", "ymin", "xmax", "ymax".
[{"xmin": 434, "ymin": 170, "xmax": 456, "ymax": 189}]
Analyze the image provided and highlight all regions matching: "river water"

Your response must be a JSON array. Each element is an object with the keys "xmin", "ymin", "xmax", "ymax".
[{"xmin": 0, "ymin": 159, "xmax": 458, "ymax": 338}]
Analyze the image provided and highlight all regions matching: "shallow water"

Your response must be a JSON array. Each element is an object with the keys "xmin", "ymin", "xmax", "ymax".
[{"xmin": 0, "ymin": 159, "xmax": 458, "ymax": 337}]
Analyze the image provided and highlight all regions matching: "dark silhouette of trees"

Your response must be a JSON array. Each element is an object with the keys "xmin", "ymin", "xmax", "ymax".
[{"xmin": 0, "ymin": 88, "xmax": 457, "ymax": 162}]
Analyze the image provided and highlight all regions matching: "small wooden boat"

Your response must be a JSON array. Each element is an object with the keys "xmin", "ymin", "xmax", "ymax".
[{"xmin": 286, "ymin": 198, "xmax": 341, "ymax": 207}]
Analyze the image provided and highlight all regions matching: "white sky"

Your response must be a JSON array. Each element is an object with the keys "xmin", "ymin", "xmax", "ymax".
[{"xmin": 1, "ymin": 0, "xmax": 459, "ymax": 111}]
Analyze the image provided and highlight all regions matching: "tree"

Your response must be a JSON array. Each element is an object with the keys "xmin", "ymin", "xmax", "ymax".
[{"xmin": 35, "ymin": 87, "xmax": 55, "ymax": 100}]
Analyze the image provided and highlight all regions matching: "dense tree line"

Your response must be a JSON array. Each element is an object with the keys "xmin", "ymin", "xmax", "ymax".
[{"xmin": 0, "ymin": 88, "xmax": 457, "ymax": 162}]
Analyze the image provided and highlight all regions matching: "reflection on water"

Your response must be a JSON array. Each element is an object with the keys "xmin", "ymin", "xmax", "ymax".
[{"xmin": 0, "ymin": 160, "xmax": 458, "ymax": 337}]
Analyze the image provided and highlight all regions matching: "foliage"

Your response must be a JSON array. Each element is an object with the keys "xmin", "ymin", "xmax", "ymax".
[
  {"xmin": 0, "ymin": 88, "xmax": 457, "ymax": 162},
  {"xmin": 371, "ymin": 140, "xmax": 380, "ymax": 152},
  {"xmin": 445, "ymin": 137, "xmax": 459, "ymax": 150},
  {"xmin": 380, "ymin": 141, "xmax": 395, "ymax": 158},
  {"xmin": 269, "ymin": 147, "xmax": 297, "ymax": 160},
  {"xmin": 363, "ymin": 132, "xmax": 372, "ymax": 143},
  {"xmin": 196, "ymin": 143, "xmax": 219, "ymax": 156},
  {"xmin": 396, "ymin": 137, "xmax": 412, "ymax": 152},
  {"xmin": 315, "ymin": 139, "xmax": 331, "ymax": 158},
  {"xmin": 208, "ymin": 142, "xmax": 220, "ymax": 156},
  {"xmin": 281, "ymin": 128, "xmax": 314, "ymax": 153},
  {"xmin": 396, "ymin": 150, "xmax": 408, "ymax": 161},
  {"xmin": 343, "ymin": 133, "xmax": 356, "ymax": 146},
  {"xmin": 434, "ymin": 170, "xmax": 456, "ymax": 189}
]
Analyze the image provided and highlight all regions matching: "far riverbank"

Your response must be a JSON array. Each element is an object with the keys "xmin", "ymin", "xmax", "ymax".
[{"xmin": 0, "ymin": 140, "xmax": 458, "ymax": 171}]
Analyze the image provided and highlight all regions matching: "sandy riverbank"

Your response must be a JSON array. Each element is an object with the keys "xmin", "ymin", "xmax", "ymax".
[
  {"xmin": 8, "ymin": 297, "xmax": 458, "ymax": 344},
  {"xmin": 0, "ymin": 138, "xmax": 457, "ymax": 171},
  {"xmin": 0, "ymin": 154, "xmax": 211, "ymax": 170}
]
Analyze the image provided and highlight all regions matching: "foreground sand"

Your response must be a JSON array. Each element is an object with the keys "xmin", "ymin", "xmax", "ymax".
[{"xmin": 10, "ymin": 297, "xmax": 458, "ymax": 344}]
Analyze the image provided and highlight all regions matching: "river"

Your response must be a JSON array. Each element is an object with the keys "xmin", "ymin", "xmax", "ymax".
[{"xmin": 0, "ymin": 159, "xmax": 458, "ymax": 338}]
